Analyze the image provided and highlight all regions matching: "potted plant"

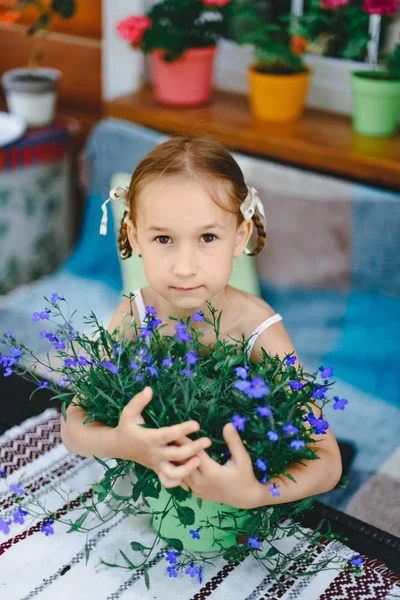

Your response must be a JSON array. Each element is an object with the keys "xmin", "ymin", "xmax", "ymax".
[
  {"xmin": 236, "ymin": 9, "xmax": 311, "ymax": 123},
  {"xmin": 116, "ymin": 0, "xmax": 233, "ymax": 107},
  {"xmin": 0, "ymin": 0, "xmax": 76, "ymax": 127},
  {"xmin": 0, "ymin": 294, "xmax": 362, "ymax": 588},
  {"xmin": 351, "ymin": 0, "xmax": 400, "ymax": 137}
]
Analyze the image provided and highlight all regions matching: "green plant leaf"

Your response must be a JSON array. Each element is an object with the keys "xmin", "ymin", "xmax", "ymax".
[{"xmin": 175, "ymin": 505, "xmax": 195, "ymax": 526}]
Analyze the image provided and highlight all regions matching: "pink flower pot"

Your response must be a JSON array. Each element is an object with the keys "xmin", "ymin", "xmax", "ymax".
[{"xmin": 149, "ymin": 46, "xmax": 217, "ymax": 107}]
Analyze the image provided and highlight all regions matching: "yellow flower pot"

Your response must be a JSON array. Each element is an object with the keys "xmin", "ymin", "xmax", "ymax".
[{"xmin": 248, "ymin": 65, "xmax": 311, "ymax": 124}]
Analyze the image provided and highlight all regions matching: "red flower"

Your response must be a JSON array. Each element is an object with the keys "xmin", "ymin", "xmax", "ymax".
[
  {"xmin": 321, "ymin": 0, "xmax": 349, "ymax": 7},
  {"xmin": 116, "ymin": 15, "xmax": 152, "ymax": 44},
  {"xmin": 0, "ymin": 10, "xmax": 20, "ymax": 24},
  {"xmin": 290, "ymin": 35, "xmax": 308, "ymax": 54},
  {"xmin": 203, "ymin": 0, "xmax": 231, "ymax": 6},
  {"xmin": 363, "ymin": 0, "xmax": 399, "ymax": 14}
]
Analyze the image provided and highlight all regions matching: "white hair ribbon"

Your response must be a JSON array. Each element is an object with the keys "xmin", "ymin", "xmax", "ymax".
[
  {"xmin": 240, "ymin": 185, "xmax": 266, "ymax": 226},
  {"xmin": 100, "ymin": 186, "xmax": 129, "ymax": 236}
]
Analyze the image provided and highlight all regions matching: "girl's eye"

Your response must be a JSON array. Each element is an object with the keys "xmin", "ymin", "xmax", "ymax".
[
  {"xmin": 201, "ymin": 234, "xmax": 217, "ymax": 243},
  {"xmin": 155, "ymin": 236, "xmax": 172, "ymax": 244}
]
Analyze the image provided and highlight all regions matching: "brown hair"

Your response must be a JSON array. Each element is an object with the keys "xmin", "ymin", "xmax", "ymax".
[{"xmin": 118, "ymin": 136, "xmax": 266, "ymax": 259}]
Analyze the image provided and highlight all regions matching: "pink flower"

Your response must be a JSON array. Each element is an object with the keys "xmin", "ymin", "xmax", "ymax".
[
  {"xmin": 116, "ymin": 15, "xmax": 152, "ymax": 44},
  {"xmin": 203, "ymin": 0, "xmax": 231, "ymax": 6},
  {"xmin": 321, "ymin": 0, "xmax": 349, "ymax": 7},
  {"xmin": 363, "ymin": 0, "xmax": 399, "ymax": 14}
]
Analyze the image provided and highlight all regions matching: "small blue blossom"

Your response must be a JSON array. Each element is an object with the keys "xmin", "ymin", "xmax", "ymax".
[
  {"xmin": 57, "ymin": 377, "xmax": 69, "ymax": 387},
  {"xmin": 10, "ymin": 483, "xmax": 25, "ymax": 495},
  {"xmin": 166, "ymin": 551, "xmax": 180, "ymax": 564},
  {"xmin": 39, "ymin": 381, "xmax": 50, "ymax": 389},
  {"xmin": 50, "ymin": 293, "xmax": 64, "ymax": 303},
  {"xmin": 0, "ymin": 470, "xmax": 6, "ymax": 478},
  {"xmin": 185, "ymin": 562, "xmax": 200, "ymax": 578},
  {"xmin": 311, "ymin": 386, "xmax": 328, "ymax": 400},
  {"xmin": 6, "ymin": 331, "xmax": 14, "ymax": 339},
  {"xmin": 189, "ymin": 527, "xmax": 201, "ymax": 539},
  {"xmin": 333, "ymin": 396, "xmax": 348, "ymax": 410},
  {"xmin": 135, "ymin": 374, "xmax": 144, "ymax": 383},
  {"xmin": 268, "ymin": 483, "xmax": 280, "ymax": 497},
  {"xmin": 148, "ymin": 317, "xmax": 162, "ymax": 329},
  {"xmin": 235, "ymin": 365, "xmax": 249, "ymax": 379},
  {"xmin": 259, "ymin": 474, "xmax": 268, "ymax": 484},
  {"xmin": 54, "ymin": 341, "xmax": 66, "ymax": 351},
  {"xmin": 319, "ymin": 366, "xmax": 333, "ymax": 378},
  {"xmin": 256, "ymin": 458, "xmax": 268, "ymax": 471},
  {"xmin": 0, "ymin": 519, "xmax": 12, "ymax": 534},
  {"xmin": 248, "ymin": 535, "xmax": 261, "ymax": 549},
  {"xmin": 285, "ymin": 355, "xmax": 297, "ymax": 367},
  {"xmin": 181, "ymin": 368, "xmax": 193, "ymax": 378},
  {"xmin": 32, "ymin": 308, "xmax": 51, "ymax": 322},
  {"xmin": 113, "ymin": 343, "xmax": 123, "ymax": 356},
  {"xmin": 175, "ymin": 323, "xmax": 192, "ymax": 343},
  {"xmin": 13, "ymin": 506, "xmax": 28, "ymax": 524},
  {"xmin": 145, "ymin": 305, "xmax": 157, "ymax": 317},
  {"xmin": 130, "ymin": 360, "xmax": 140, "ymax": 371},
  {"xmin": 289, "ymin": 380, "xmax": 304, "ymax": 391},
  {"xmin": 162, "ymin": 357, "xmax": 173, "ymax": 367},
  {"xmin": 282, "ymin": 422, "xmax": 299, "ymax": 436},
  {"xmin": 234, "ymin": 379, "xmax": 251, "ymax": 393},
  {"xmin": 101, "ymin": 360, "xmax": 120, "ymax": 375},
  {"xmin": 185, "ymin": 352, "xmax": 198, "ymax": 365},
  {"xmin": 147, "ymin": 366, "xmax": 158, "ymax": 377},
  {"xmin": 41, "ymin": 520, "xmax": 54, "ymax": 536},
  {"xmin": 232, "ymin": 414, "xmax": 248, "ymax": 431},
  {"xmin": 350, "ymin": 555, "xmax": 364, "ymax": 567},
  {"xmin": 167, "ymin": 565, "xmax": 178, "ymax": 578},
  {"xmin": 140, "ymin": 328, "xmax": 153, "ymax": 339},
  {"xmin": 306, "ymin": 412, "xmax": 329, "ymax": 435},
  {"xmin": 4, "ymin": 368, "xmax": 13, "ymax": 377},
  {"xmin": 256, "ymin": 404, "xmax": 272, "ymax": 418},
  {"xmin": 267, "ymin": 430, "xmax": 279, "ymax": 442},
  {"xmin": 192, "ymin": 310, "xmax": 204, "ymax": 322},
  {"xmin": 290, "ymin": 439, "xmax": 305, "ymax": 450},
  {"xmin": 64, "ymin": 358, "xmax": 78, "ymax": 368}
]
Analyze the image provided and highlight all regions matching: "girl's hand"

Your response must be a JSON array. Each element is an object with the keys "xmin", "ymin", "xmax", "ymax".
[{"xmin": 176, "ymin": 423, "xmax": 261, "ymax": 510}]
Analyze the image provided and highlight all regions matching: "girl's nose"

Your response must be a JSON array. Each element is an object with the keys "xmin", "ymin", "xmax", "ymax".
[{"xmin": 172, "ymin": 249, "xmax": 197, "ymax": 278}]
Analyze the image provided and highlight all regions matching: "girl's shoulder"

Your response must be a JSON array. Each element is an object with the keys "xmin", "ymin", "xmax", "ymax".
[{"xmin": 107, "ymin": 296, "xmax": 141, "ymax": 337}]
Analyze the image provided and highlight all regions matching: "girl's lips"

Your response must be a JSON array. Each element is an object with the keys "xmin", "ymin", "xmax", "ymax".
[{"xmin": 172, "ymin": 286, "xmax": 201, "ymax": 292}]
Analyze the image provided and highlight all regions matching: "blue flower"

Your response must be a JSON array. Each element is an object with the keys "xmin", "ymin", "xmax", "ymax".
[
  {"xmin": 41, "ymin": 520, "xmax": 54, "ymax": 536},
  {"xmin": 148, "ymin": 317, "xmax": 162, "ymax": 329},
  {"xmin": 32, "ymin": 308, "xmax": 51, "ymax": 322},
  {"xmin": 319, "ymin": 366, "xmax": 333, "ymax": 378},
  {"xmin": 247, "ymin": 377, "xmax": 270, "ymax": 399},
  {"xmin": 39, "ymin": 381, "xmax": 50, "ymax": 389},
  {"xmin": 174, "ymin": 323, "xmax": 192, "ymax": 343},
  {"xmin": 166, "ymin": 565, "xmax": 178, "ymax": 578},
  {"xmin": 232, "ymin": 414, "xmax": 248, "ymax": 431},
  {"xmin": 6, "ymin": 331, "xmax": 14, "ymax": 339},
  {"xmin": 192, "ymin": 310, "xmax": 204, "ymax": 322},
  {"xmin": 162, "ymin": 357, "xmax": 173, "ymax": 368},
  {"xmin": 140, "ymin": 328, "xmax": 153, "ymax": 339},
  {"xmin": 333, "ymin": 396, "xmax": 348, "ymax": 410},
  {"xmin": 256, "ymin": 458, "xmax": 268, "ymax": 471},
  {"xmin": 285, "ymin": 355, "xmax": 297, "ymax": 367},
  {"xmin": 0, "ymin": 470, "xmax": 6, "ymax": 478},
  {"xmin": 189, "ymin": 527, "xmax": 201, "ymax": 539},
  {"xmin": 235, "ymin": 366, "xmax": 249, "ymax": 380},
  {"xmin": 10, "ymin": 483, "xmax": 25, "ymax": 495},
  {"xmin": 181, "ymin": 368, "xmax": 193, "ymax": 378},
  {"xmin": 145, "ymin": 305, "xmax": 157, "ymax": 317},
  {"xmin": 256, "ymin": 404, "xmax": 272, "ymax": 417},
  {"xmin": 13, "ymin": 506, "xmax": 28, "ymax": 524},
  {"xmin": 54, "ymin": 341, "xmax": 66, "ymax": 351},
  {"xmin": 147, "ymin": 366, "xmax": 158, "ymax": 377},
  {"xmin": 64, "ymin": 358, "xmax": 78, "ymax": 368},
  {"xmin": 50, "ymin": 293, "xmax": 64, "ymax": 303},
  {"xmin": 0, "ymin": 519, "xmax": 12, "ymax": 534},
  {"xmin": 101, "ymin": 360, "xmax": 120, "ymax": 375},
  {"xmin": 259, "ymin": 474, "xmax": 268, "ymax": 484},
  {"xmin": 4, "ymin": 368, "xmax": 13, "ymax": 378},
  {"xmin": 130, "ymin": 360, "xmax": 140, "ymax": 371},
  {"xmin": 185, "ymin": 562, "xmax": 200, "ymax": 578},
  {"xmin": 57, "ymin": 377, "xmax": 69, "ymax": 387},
  {"xmin": 311, "ymin": 386, "xmax": 328, "ymax": 400},
  {"xmin": 268, "ymin": 483, "xmax": 280, "ymax": 497},
  {"xmin": 290, "ymin": 439, "xmax": 305, "ymax": 450},
  {"xmin": 166, "ymin": 551, "xmax": 180, "ymax": 564},
  {"xmin": 267, "ymin": 430, "xmax": 279, "ymax": 442},
  {"xmin": 306, "ymin": 412, "xmax": 329, "ymax": 435},
  {"xmin": 282, "ymin": 422, "xmax": 299, "ymax": 436},
  {"xmin": 185, "ymin": 352, "xmax": 197, "ymax": 365},
  {"xmin": 350, "ymin": 555, "xmax": 364, "ymax": 568},
  {"xmin": 234, "ymin": 379, "xmax": 251, "ymax": 393},
  {"xmin": 289, "ymin": 380, "xmax": 304, "ymax": 391},
  {"xmin": 135, "ymin": 374, "xmax": 144, "ymax": 383},
  {"xmin": 248, "ymin": 535, "xmax": 261, "ymax": 549}
]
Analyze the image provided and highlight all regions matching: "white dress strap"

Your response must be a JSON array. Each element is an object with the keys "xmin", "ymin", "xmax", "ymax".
[
  {"xmin": 245, "ymin": 313, "xmax": 283, "ymax": 358},
  {"xmin": 132, "ymin": 288, "xmax": 147, "ymax": 327}
]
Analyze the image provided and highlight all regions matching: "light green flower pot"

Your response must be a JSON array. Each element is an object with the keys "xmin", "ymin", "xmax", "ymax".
[
  {"xmin": 351, "ymin": 71, "xmax": 400, "ymax": 138},
  {"xmin": 146, "ymin": 485, "xmax": 249, "ymax": 552}
]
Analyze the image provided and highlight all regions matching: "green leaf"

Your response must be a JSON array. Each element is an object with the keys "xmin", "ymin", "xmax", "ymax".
[
  {"xmin": 163, "ymin": 537, "xmax": 184, "ymax": 552},
  {"xmin": 175, "ymin": 505, "xmax": 195, "ymax": 526},
  {"xmin": 92, "ymin": 456, "xmax": 111, "ymax": 472},
  {"xmin": 61, "ymin": 402, "xmax": 67, "ymax": 421},
  {"xmin": 119, "ymin": 550, "xmax": 135, "ymax": 568},
  {"xmin": 67, "ymin": 511, "xmax": 88, "ymax": 532},
  {"xmin": 92, "ymin": 483, "xmax": 108, "ymax": 501},
  {"xmin": 196, "ymin": 497, "xmax": 203, "ymax": 510},
  {"xmin": 264, "ymin": 546, "xmax": 279, "ymax": 558},
  {"xmin": 143, "ymin": 564, "xmax": 150, "ymax": 590},
  {"xmin": 130, "ymin": 541, "xmax": 152, "ymax": 552},
  {"xmin": 85, "ymin": 542, "xmax": 90, "ymax": 565}
]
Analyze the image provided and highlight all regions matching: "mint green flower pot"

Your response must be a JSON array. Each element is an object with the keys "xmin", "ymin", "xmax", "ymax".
[
  {"xmin": 146, "ymin": 485, "xmax": 249, "ymax": 552},
  {"xmin": 351, "ymin": 71, "xmax": 400, "ymax": 138}
]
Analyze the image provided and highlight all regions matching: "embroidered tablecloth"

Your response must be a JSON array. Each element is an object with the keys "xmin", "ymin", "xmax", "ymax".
[{"xmin": 0, "ymin": 409, "xmax": 399, "ymax": 600}]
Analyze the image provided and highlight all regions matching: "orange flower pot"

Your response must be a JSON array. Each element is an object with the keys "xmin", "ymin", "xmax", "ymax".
[
  {"xmin": 248, "ymin": 65, "xmax": 311, "ymax": 123},
  {"xmin": 150, "ymin": 46, "xmax": 217, "ymax": 107}
]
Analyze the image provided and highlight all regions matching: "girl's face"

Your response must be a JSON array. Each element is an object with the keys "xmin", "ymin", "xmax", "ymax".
[{"xmin": 127, "ymin": 176, "xmax": 252, "ymax": 311}]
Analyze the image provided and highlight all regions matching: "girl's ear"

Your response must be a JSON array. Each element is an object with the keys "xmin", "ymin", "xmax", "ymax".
[
  {"xmin": 234, "ymin": 220, "xmax": 253, "ymax": 258},
  {"xmin": 126, "ymin": 219, "xmax": 141, "ymax": 257}
]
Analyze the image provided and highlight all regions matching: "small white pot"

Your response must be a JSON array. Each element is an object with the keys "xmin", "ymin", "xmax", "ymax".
[{"xmin": 1, "ymin": 68, "xmax": 62, "ymax": 127}]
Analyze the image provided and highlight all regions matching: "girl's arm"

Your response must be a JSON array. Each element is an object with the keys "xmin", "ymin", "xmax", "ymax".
[{"xmin": 245, "ymin": 322, "xmax": 342, "ymax": 509}]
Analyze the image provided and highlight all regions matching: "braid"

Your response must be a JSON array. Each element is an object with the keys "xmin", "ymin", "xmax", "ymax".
[
  {"xmin": 118, "ymin": 210, "xmax": 132, "ymax": 259},
  {"xmin": 246, "ymin": 211, "xmax": 266, "ymax": 256}
]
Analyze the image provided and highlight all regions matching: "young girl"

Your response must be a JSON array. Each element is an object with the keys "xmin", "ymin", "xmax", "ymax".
[{"xmin": 61, "ymin": 136, "xmax": 342, "ymax": 510}]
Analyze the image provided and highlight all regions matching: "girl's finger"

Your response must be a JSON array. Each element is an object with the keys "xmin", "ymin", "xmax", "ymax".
[{"xmin": 159, "ymin": 456, "xmax": 200, "ymax": 481}]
